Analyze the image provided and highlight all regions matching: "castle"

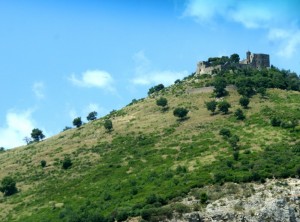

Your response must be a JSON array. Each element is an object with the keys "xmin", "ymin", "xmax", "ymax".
[{"xmin": 196, "ymin": 51, "xmax": 270, "ymax": 75}]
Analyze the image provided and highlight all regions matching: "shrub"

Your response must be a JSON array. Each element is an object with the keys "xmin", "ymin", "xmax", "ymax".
[
  {"xmin": 173, "ymin": 107, "xmax": 189, "ymax": 120},
  {"xmin": 62, "ymin": 157, "xmax": 72, "ymax": 169},
  {"xmin": 205, "ymin": 100, "xmax": 218, "ymax": 115},
  {"xmin": 234, "ymin": 108, "xmax": 246, "ymax": 120},
  {"xmin": 104, "ymin": 119, "xmax": 113, "ymax": 132},
  {"xmin": 87, "ymin": 111, "xmax": 98, "ymax": 121},
  {"xmin": 31, "ymin": 128, "xmax": 45, "ymax": 142},
  {"xmin": 219, "ymin": 128, "xmax": 231, "ymax": 138},
  {"xmin": 41, "ymin": 160, "xmax": 47, "ymax": 168},
  {"xmin": 271, "ymin": 117, "xmax": 281, "ymax": 127},
  {"xmin": 156, "ymin": 97, "xmax": 168, "ymax": 109},
  {"xmin": 73, "ymin": 117, "xmax": 82, "ymax": 128},
  {"xmin": 148, "ymin": 84, "xmax": 165, "ymax": 95},
  {"xmin": 0, "ymin": 176, "xmax": 17, "ymax": 196},
  {"xmin": 200, "ymin": 192, "xmax": 208, "ymax": 204},
  {"xmin": 233, "ymin": 151, "xmax": 239, "ymax": 161},
  {"xmin": 213, "ymin": 78, "xmax": 228, "ymax": 97},
  {"xmin": 218, "ymin": 101, "xmax": 231, "ymax": 114},
  {"xmin": 239, "ymin": 97, "xmax": 250, "ymax": 108},
  {"xmin": 229, "ymin": 135, "xmax": 240, "ymax": 149}
]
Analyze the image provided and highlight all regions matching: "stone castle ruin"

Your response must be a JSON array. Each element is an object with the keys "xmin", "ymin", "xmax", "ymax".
[{"xmin": 196, "ymin": 51, "xmax": 270, "ymax": 75}]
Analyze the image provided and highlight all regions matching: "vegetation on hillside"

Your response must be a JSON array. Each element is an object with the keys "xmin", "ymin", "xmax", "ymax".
[{"xmin": 0, "ymin": 62, "xmax": 299, "ymax": 221}]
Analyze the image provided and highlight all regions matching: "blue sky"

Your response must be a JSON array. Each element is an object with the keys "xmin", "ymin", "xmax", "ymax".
[{"xmin": 1, "ymin": 0, "xmax": 300, "ymax": 149}]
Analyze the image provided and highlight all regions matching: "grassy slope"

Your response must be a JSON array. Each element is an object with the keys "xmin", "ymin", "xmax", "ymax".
[{"xmin": 0, "ymin": 75, "xmax": 299, "ymax": 221}]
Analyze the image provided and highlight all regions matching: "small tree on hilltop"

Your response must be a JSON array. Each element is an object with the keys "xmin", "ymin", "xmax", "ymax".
[
  {"xmin": 218, "ymin": 101, "xmax": 231, "ymax": 114},
  {"xmin": 73, "ymin": 117, "xmax": 82, "ymax": 128},
  {"xmin": 156, "ymin": 97, "xmax": 168, "ymax": 110},
  {"xmin": 0, "ymin": 176, "xmax": 17, "ymax": 196},
  {"xmin": 87, "ymin": 111, "xmax": 98, "ymax": 121},
  {"xmin": 173, "ymin": 107, "xmax": 189, "ymax": 120},
  {"xmin": 31, "ymin": 128, "xmax": 45, "ymax": 142},
  {"xmin": 239, "ymin": 97, "xmax": 250, "ymax": 109},
  {"xmin": 205, "ymin": 100, "xmax": 218, "ymax": 115},
  {"xmin": 104, "ymin": 119, "xmax": 113, "ymax": 132},
  {"xmin": 0, "ymin": 147, "xmax": 5, "ymax": 153},
  {"xmin": 230, "ymin": 53, "xmax": 240, "ymax": 63}
]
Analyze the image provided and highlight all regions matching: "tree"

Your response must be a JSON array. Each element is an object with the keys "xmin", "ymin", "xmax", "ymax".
[
  {"xmin": 87, "ymin": 111, "xmax": 98, "ymax": 121},
  {"xmin": 73, "ymin": 117, "xmax": 82, "ymax": 128},
  {"xmin": 218, "ymin": 101, "xmax": 231, "ymax": 114},
  {"xmin": 173, "ymin": 107, "xmax": 189, "ymax": 120},
  {"xmin": 156, "ymin": 97, "xmax": 168, "ymax": 109},
  {"xmin": 148, "ymin": 84, "xmax": 165, "ymax": 95},
  {"xmin": 104, "ymin": 119, "xmax": 113, "ymax": 132},
  {"xmin": 213, "ymin": 78, "xmax": 228, "ymax": 98},
  {"xmin": 41, "ymin": 160, "xmax": 47, "ymax": 168},
  {"xmin": 62, "ymin": 157, "xmax": 72, "ymax": 169},
  {"xmin": 234, "ymin": 108, "xmax": 246, "ymax": 120},
  {"xmin": 230, "ymin": 53, "xmax": 240, "ymax": 63},
  {"xmin": 239, "ymin": 97, "xmax": 250, "ymax": 109},
  {"xmin": 31, "ymin": 128, "xmax": 45, "ymax": 142},
  {"xmin": 0, "ymin": 147, "xmax": 5, "ymax": 152},
  {"xmin": 257, "ymin": 87, "xmax": 267, "ymax": 97},
  {"xmin": 271, "ymin": 117, "xmax": 281, "ymax": 127},
  {"xmin": 0, "ymin": 176, "xmax": 17, "ymax": 196},
  {"xmin": 205, "ymin": 100, "xmax": 218, "ymax": 115},
  {"xmin": 219, "ymin": 128, "xmax": 231, "ymax": 138},
  {"xmin": 23, "ymin": 136, "xmax": 33, "ymax": 145},
  {"xmin": 229, "ymin": 135, "xmax": 240, "ymax": 149}
]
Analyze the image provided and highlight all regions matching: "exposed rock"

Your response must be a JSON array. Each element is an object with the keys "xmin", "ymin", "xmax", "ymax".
[{"xmin": 175, "ymin": 179, "xmax": 300, "ymax": 222}]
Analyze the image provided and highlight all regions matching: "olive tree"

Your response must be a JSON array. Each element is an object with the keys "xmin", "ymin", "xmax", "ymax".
[{"xmin": 0, "ymin": 176, "xmax": 17, "ymax": 196}]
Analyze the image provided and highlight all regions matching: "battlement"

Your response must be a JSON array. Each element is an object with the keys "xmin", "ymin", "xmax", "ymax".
[{"xmin": 196, "ymin": 51, "xmax": 270, "ymax": 75}]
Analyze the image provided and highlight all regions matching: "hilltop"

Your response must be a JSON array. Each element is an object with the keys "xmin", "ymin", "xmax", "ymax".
[{"xmin": 0, "ymin": 64, "xmax": 300, "ymax": 221}]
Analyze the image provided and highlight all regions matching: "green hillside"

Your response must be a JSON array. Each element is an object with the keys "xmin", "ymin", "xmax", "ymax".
[{"xmin": 0, "ymin": 66, "xmax": 299, "ymax": 221}]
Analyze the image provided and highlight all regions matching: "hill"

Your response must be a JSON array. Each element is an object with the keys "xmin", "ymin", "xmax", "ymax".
[{"xmin": 0, "ymin": 66, "xmax": 300, "ymax": 221}]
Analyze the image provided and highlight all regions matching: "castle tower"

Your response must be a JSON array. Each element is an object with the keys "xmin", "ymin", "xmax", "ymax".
[{"xmin": 246, "ymin": 51, "xmax": 251, "ymax": 64}]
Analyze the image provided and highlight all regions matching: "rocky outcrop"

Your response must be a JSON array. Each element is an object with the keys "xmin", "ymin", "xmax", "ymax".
[{"xmin": 172, "ymin": 179, "xmax": 300, "ymax": 222}]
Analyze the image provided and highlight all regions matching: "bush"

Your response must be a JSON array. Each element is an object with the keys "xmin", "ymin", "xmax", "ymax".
[
  {"xmin": 41, "ymin": 160, "xmax": 47, "ymax": 168},
  {"xmin": 0, "ymin": 176, "xmax": 17, "ymax": 196},
  {"xmin": 148, "ymin": 84, "xmax": 165, "ymax": 95},
  {"xmin": 234, "ymin": 108, "xmax": 246, "ymax": 120},
  {"xmin": 239, "ymin": 97, "xmax": 250, "ymax": 108},
  {"xmin": 205, "ymin": 100, "xmax": 218, "ymax": 114},
  {"xmin": 200, "ymin": 192, "xmax": 208, "ymax": 204},
  {"xmin": 271, "ymin": 117, "xmax": 281, "ymax": 127},
  {"xmin": 233, "ymin": 151, "xmax": 239, "ymax": 161},
  {"xmin": 173, "ymin": 107, "xmax": 189, "ymax": 120},
  {"xmin": 213, "ymin": 78, "xmax": 228, "ymax": 98},
  {"xmin": 104, "ymin": 119, "xmax": 113, "ymax": 132},
  {"xmin": 31, "ymin": 128, "xmax": 45, "ymax": 142},
  {"xmin": 62, "ymin": 157, "xmax": 72, "ymax": 169},
  {"xmin": 229, "ymin": 135, "xmax": 240, "ymax": 149},
  {"xmin": 73, "ymin": 117, "xmax": 82, "ymax": 128},
  {"xmin": 87, "ymin": 111, "xmax": 98, "ymax": 121},
  {"xmin": 156, "ymin": 97, "xmax": 168, "ymax": 108},
  {"xmin": 219, "ymin": 128, "xmax": 231, "ymax": 138},
  {"xmin": 218, "ymin": 101, "xmax": 231, "ymax": 114}
]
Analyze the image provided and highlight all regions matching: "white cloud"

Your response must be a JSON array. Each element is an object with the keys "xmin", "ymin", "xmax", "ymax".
[
  {"xmin": 183, "ymin": 0, "xmax": 300, "ymax": 58},
  {"xmin": 32, "ymin": 82, "xmax": 45, "ymax": 99},
  {"xmin": 133, "ymin": 70, "xmax": 188, "ymax": 86},
  {"xmin": 68, "ymin": 109, "xmax": 78, "ymax": 120},
  {"xmin": 69, "ymin": 70, "xmax": 115, "ymax": 91},
  {"xmin": 83, "ymin": 103, "xmax": 107, "ymax": 117},
  {"xmin": 132, "ymin": 51, "xmax": 188, "ymax": 86},
  {"xmin": 0, "ymin": 109, "xmax": 35, "ymax": 149},
  {"xmin": 268, "ymin": 28, "xmax": 300, "ymax": 58}
]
